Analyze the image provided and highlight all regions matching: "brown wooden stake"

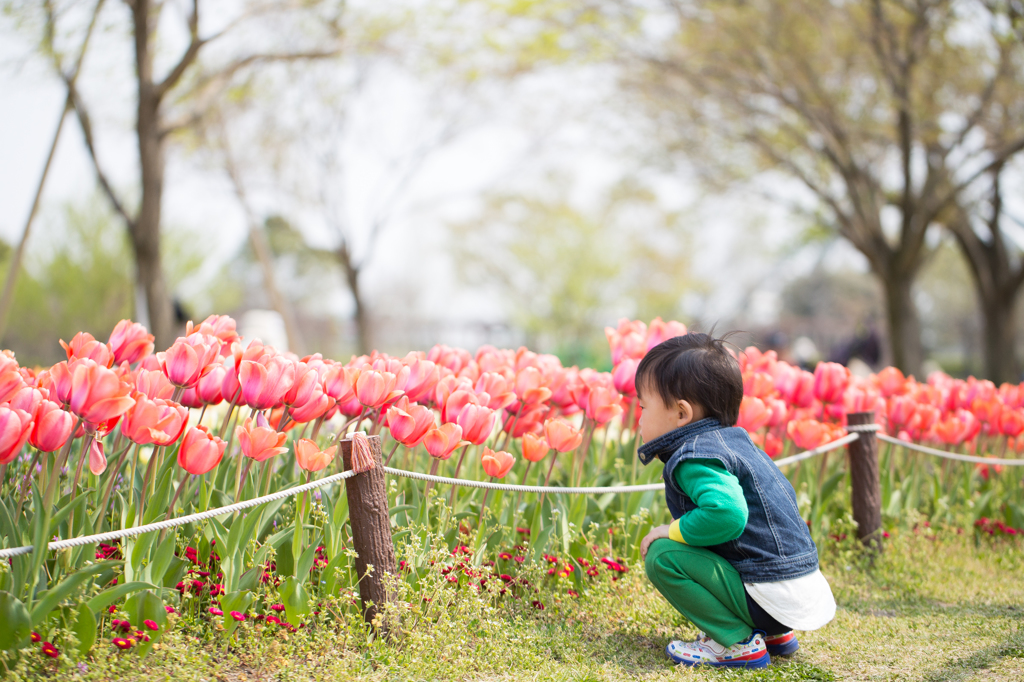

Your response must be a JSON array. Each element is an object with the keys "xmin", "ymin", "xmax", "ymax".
[
  {"xmin": 846, "ymin": 412, "xmax": 882, "ymax": 553},
  {"xmin": 341, "ymin": 434, "xmax": 397, "ymax": 633}
]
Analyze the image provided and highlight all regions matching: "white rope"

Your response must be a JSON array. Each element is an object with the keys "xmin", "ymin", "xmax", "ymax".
[
  {"xmin": 0, "ymin": 470, "xmax": 359, "ymax": 559},
  {"xmin": 771, "ymin": 433, "xmax": 861, "ymax": 467},
  {"xmin": 382, "ymin": 467, "xmax": 667, "ymax": 494},
  {"xmin": 877, "ymin": 433, "xmax": 1024, "ymax": 466},
  {"xmin": 845, "ymin": 423, "xmax": 882, "ymax": 432}
]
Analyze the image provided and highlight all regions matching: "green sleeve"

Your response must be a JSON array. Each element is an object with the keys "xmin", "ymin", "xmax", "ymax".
[{"xmin": 671, "ymin": 459, "xmax": 748, "ymax": 546}]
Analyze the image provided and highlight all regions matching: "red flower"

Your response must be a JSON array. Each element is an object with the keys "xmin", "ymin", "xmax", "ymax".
[
  {"xmin": 230, "ymin": 611, "xmax": 246, "ymax": 622},
  {"xmin": 41, "ymin": 641, "xmax": 59, "ymax": 658},
  {"xmin": 143, "ymin": 619, "xmax": 159, "ymax": 631},
  {"xmin": 112, "ymin": 637, "xmax": 134, "ymax": 650},
  {"xmin": 531, "ymin": 600, "xmax": 545, "ymax": 610},
  {"xmin": 31, "ymin": 632, "xmax": 41, "ymax": 643}
]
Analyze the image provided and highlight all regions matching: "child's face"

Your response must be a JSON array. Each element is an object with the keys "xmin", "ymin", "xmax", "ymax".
[{"xmin": 637, "ymin": 384, "xmax": 697, "ymax": 443}]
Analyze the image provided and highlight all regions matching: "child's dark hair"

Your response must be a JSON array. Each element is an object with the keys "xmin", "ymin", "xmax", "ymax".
[{"xmin": 635, "ymin": 332, "xmax": 743, "ymax": 426}]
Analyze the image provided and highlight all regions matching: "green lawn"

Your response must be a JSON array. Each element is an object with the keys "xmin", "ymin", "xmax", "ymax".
[{"xmin": 5, "ymin": 529, "xmax": 1023, "ymax": 681}]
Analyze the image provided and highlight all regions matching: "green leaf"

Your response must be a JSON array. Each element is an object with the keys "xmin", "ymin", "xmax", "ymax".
[
  {"xmin": 87, "ymin": 581, "xmax": 157, "ymax": 613},
  {"xmin": 278, "ymin": 576, "xmax": 309, "ymax": 626},
  {"xmin": 30, "ymin": 561, "xmax": 115, "ymax": 626},
  {"xmin": 130, "ymin": 530, "xmax": 156, "ymax": 574},
  {"xmin": 237, "ymin": 567, "xmax": 262, "ymax": 593},
  {"xmin": 161, "ymin": 556, "xmax": 188, "ymax": 589},
  {"xmin": 389, "ymin": 505, "xmax": 417, "ymax": 517},
  {"xmin": 531, "ymin": 524, "xmax": 555, "ymax": 564},
  {"xmin": 219, "ymin": 590, "xmax": 253, "ymax": 637},
  {"xmin": 274, "ymin": 536, "xmax": 295, "ymax": 577},
  {"xmin": 0, "ymin": 591, "xmax": 31, "ymax": 651},
  {"xmin": 296, "ymin": 543, "xmax": 318, "ymax": 580},
  {"xmin": 147, "ymin": 531, "xmax": 177, "ymax": 585},
  {"xmin": 49, "ymin": 494, "xmax": 89, "ymax": 532},
  {"xmin": 122, "ymin": 591, "xmax": 167, "ymax": 657},
  {"xmin": 74, "ymin": 602, "xmax": 97, "ymax": 656},
  {"xmin": 321, "ymin": 552, "xmax": 347, "ymax": 596}
]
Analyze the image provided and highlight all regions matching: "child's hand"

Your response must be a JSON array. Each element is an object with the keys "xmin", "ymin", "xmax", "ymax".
[{"xmin": 640, "ymin": 523, "xmax": 673, "ymax": 559}]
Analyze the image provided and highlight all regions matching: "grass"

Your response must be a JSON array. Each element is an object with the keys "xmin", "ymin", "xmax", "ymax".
[{"xmin": 5, "ymin": 527, "xmax": 1023, "ymax": 681}]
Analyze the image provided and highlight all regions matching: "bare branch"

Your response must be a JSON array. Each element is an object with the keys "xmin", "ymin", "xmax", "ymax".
[{"xmin": 155, "ymin": 0, "xmax": 204, "ymax": 100}]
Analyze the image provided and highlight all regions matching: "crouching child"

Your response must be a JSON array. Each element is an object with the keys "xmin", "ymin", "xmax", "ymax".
[{"xmin": 637, "ymin": 333, "xmax": 836, "ymax": 668}]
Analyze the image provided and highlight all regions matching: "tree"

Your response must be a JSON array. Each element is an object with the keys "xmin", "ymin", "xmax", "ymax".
[
  {"xmin": 605, "ymin": 0, "xmax": 1024, "ymax": 376},
  {"xmin": 450, "ymin": 175, "xmax": 695, "ymax": 363},
  {"xmin": 20, "ymin": 0, "xmax": 345, "ymax": 348}
]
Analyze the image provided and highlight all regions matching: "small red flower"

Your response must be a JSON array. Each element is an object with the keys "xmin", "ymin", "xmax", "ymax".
[
  {"xmin": 230, "ymin": 611, "xmax": 246, "ymax": 622},
  {"xmin": 165, "ymin": 605, "xmax": 176, "ymax": 614},
  {"xmin": 270, "ymin": 604, "xmax": 285, "ymax": 612},
  {"xmin": 41, "ymin": 641, "xmax": 59, "ymax": 658},
  {"xmin": 209, "ymin": 607, "xmax": 223, "ymax": 616},
  {"xmin": 31, "ymin": 632, "xmax": 41, "ymax": 643},
  {"xmin": 143, "ymin": 619, "xmax": 159, "ymax": 631},
  {"xmin": 498, "ymin": 552, "xmax": 512, "ymax": 560},
  {"xmin": 531, "ymin": 600, "xmax": 545, "ymax": 610},
  {"xmin": 266, "ymin": 615, "xmax": 282, "ymax": 625},
  {"xmin": 568, "ymin": 589, "xmax": 579, "ymax": 597},
  {"xmin": 112, "ymin": 637, "xmax": 133, "ymax": 650}
]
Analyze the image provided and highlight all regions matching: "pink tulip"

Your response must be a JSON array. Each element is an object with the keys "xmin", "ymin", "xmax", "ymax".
[
  {"xmin": 68, "ymin": 359, "xmax": 136, "ymax": 426},
  {"xmin": 30, "ymin": 400, "xmax": 74, "ymax": 452},
  {"xmin": 0, "ymin": 364, "xmax": 26, "ymax": 405},
  {"xmin": 60, "ymin": 332, "xmax": 114, "ymax": 368},
  {"xmin": 399, "ymin": 357, "xmax": 441, "ymax": 404},
  {"xmin": 89, "ymin": 439, "xmax": 107, "ymax": 475},
  {"xmin": 295, "ymin": 438, "xmax": 337, "ymax": 472},
  {"xmin": 813, "ymin": 362, "xmax": 849, "ymax": 404},
  {"xmin": 180, "ymin": 364, "xmax": 227, "ymax": 408},
  {"xmin": 605, "ymin": 319, "xmax": 648, "ymax": 364},
  {"xmin": 737, "ymin": 396, "xmax": 772, "ymax": 434},
  {"xmin": 522, "ymin": 432, "xmax": 550, "ymax": 462},
  {"xmin": 481, "ymin": 447, "xmax": 515, "ymax": 479},
  {"xmin": 107, "ymin": 320, "xmax": 155, "ymax": 365},
  {"xmin": 887, "ymin": 395, "xmax": 918, "ymax": 431},
  {"xmin": 355, "ymin": 370, "xmax": 403, "ymax": 409},
  {"xmin": 612, "ymin": 359, "xmax": 639, "ymax": 396},
  {"xmin": 456, "ymin": 403, "xmax": 496, "ymax": 445},
  {"xmin": 177, "ymin": 425, "xmax": 227, "ymax": 475},
  {"xmin": 999, "ymin": 409, "xmax": 1024, "ymax": 437},
  {"xmin": 9, "ymin": 386, "xmax": 45, "ymax": 415},
  {"xmin": 120, "ymin": 395, "xmax": 189, "ymax": 446},
  {"xmin": 775, "ymin": 366, "xmax": 815, "ymax": 408},
  {"xmin": 743, "ymin": 371, "xmax": 776, "ymax": 399},
  {"xmin": 283, "ymin": 362, "xmax": 319, "ymax": 408},
  {"xmin": 514, "ymin": 367, "xmax": 552, "ymax": 407},
  {"xmin": 0, "ymin": 406, "xmax": 33, "ymax": 465},
  {"xmin": 386, "ymin": 398, "xmax": 436, "ymax": 447},
  {"xmin": 236, "ymin": 413, "xmax": 289, "ymax": 462},
  {"xmin": 765, "ymin": 398, "xmax": 789, "ymax": 427},
  {"xmin": 645, "ymin": 317, "xmax": 687, "ymax": 351},
  {"xmin": 474, "ymin": 372, "xmax": 517, "ymax": 411},
  {"xmin": 423, "ymin": 423, "xmax": 469, "ymax": 460},
  {"xmin": 935, "ymin": 409, "xmax": 980, "ymax": 445},
  {"xmin": 239, "ymin": 354, "xmax": 296, "ymax": 410},
  {"xmin": 322, "ymin": 364, "xmax": 359, "ymax": 403},
  {"xmin": 162, "ymin": 333, "xmax": 221, "ymax": 388},
  {"xmin": 134, "ymin": 368, "xmax": 175, "ymax": 400},
  {"xmin": 289, "ymin": 383, "xmax": 335, "ymax": 423},
  {"xmin": 186, "ymin": 315, "xmax": 240, "ymax": 352},
  {"xmin": 876, "ymin": 366, "xmax": 908, "ymax": 398}
]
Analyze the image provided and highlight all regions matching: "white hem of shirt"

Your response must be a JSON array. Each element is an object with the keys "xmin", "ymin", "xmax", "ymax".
[{"xmin": 743, "ymin": 569, "xmax": 836, "ymax": 631}]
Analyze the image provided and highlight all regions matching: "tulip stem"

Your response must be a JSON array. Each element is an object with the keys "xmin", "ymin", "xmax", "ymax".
[
  {"xmin": 539, "ymin": 449, "xmax": 563, "ymax": 510},
  {"xmin": 14, "ymin": 449, "xmax": 42, "ymax": 519},
  {"xmin": 68, "ymin": 432, "xmax": 96, "ymax": 531},
  {"xmin": 384, "ymin": 441, "xmax": 401, "ymax": 466},
  {"xmin": 423, "ymin": 458, "xmax": 440, "ymax": 500},
  {"xmin": 513, "ymin": 461, "xmax": 532, "ymax": 533},
  {"xmin": 477, "ymin": 478, "xmax": 495, "ymax": 528},
  {"xmin": 95, "ymin": 441, "xmax": 134, "ymax": 529},
  {"xmin": 164, "ymin": 470, "xmax": 191, "ymax": 525},
  {"xmin": 126, "ymin": 442, "xmax": 142, "ymax": 515},
  {"xmin": 138, "ymin": 445, "xmax": 165, "ymax": 525},
  {"xmin": 197, "ymin": 404, "xmax": 208, "ymax": 428},
  {"xmin": 498, "ymin": 405, "xmax": 521, "ymax": 452},
  {"xmin": 219, "ymin": 387, "xmax": 242, "ymax": 440},
  {"xmin": 449, "ymin": 444, "xmax": 471, "ymax": 507},
  {"xmin": 236, "ymin": 456, "xmax": 255, "ymax": 503}
]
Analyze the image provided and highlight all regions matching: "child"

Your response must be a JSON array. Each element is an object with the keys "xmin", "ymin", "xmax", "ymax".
[{"xmin": 637, "ymin": 333, "xmax": 835, "ymax": 668}]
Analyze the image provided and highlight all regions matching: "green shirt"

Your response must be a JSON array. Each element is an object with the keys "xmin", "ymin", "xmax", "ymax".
[{"xmin": 669, "ymin": 459, "xmax": 748, "ymax": 546}]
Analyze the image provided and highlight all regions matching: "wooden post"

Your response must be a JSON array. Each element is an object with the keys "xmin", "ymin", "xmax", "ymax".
[
  {"xmin": 846, "ymin": 412, "xmax": 882, "ymax": 553},
  {"xmin": 341, "ymin": 434, "xmax": 397, "ymax": 632}
]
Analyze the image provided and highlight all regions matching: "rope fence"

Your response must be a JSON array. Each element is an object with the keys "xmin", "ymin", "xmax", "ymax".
[{"xmin": 5, "ymin": 422, "xmax": 1024, "ymax": 561}]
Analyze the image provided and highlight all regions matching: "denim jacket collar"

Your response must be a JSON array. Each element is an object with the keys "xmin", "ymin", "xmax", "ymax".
[{"xmin": 637, "ymin": 417, "xmax": 722, "ymax": 465}]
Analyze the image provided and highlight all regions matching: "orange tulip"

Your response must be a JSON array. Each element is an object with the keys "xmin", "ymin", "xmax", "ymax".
[
  {"xmin": 0, "ymin": 406, "xmax": 33, "ymax": 465},
  {"xmin": 30, "ymin": 400, "xmax": 74, "ymax": 453},
  {"xmin": 60, "ymin": 331, "xmax": 114, "ymax": 368},
  {"xmin": 423, "ymin": 423, "xmax": 469, "ymax": 460},
  {"xmin": 67, "ymin": 359, "xmax": 136, "ymax": 426},
  {"xmin": 236, "ymin": 413, "xmax": 289, "ymax": 462},
  {"xmin": 585, "ymin": 386, "xmax": 623, "ymax": 425},
  {"xmin": 295, "ymin": 438, "xmax": 337, "ymax": 472},
  {"xmin": 107, "ymin": 320, "xmax": 154, "ymax": 366},
  {"xmin": 876, "ymin": 366, "xmax": 907, "ymax": 398},
  {"xmin": 544, "ymin": 419, "xmax": 582, "ymax": 452},
  {"xmin": 177, "ymin": 425, "xmax": 227, "ymax": 475},
  {"xmin": 521, "ymin": 432, "xmax": 550, "ymax": 462},
  {"xmin": 386, "ymin": 397, "xmax": 436, "ymax": 446},
  {"xmin": 1000, "ymin": 409, "xmax": 1024, "ymax": 437},
  {"xmin": 786, "ymin": 419, "xmax": 831, "ymax": 451},
  {"xmin": 481, "ymin": 447, "xmax": 515, "ymax": 479},
  {"xmin": 935, "ymin": 409, "xmax": 980, "ymax": 446},
  {"xmin": 162, "ymin": 333, "xmax": 221, "ymax": 388},
  {"xmin": 743, "ymin": 371, "xmax": 776, "ymax": 399},
  {"xmin": 737, "ymin": 396, "xmax": 772, "ymax": 434}
]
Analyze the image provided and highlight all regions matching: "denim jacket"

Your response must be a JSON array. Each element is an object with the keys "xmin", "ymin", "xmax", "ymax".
[{"xmin": 638, "ymin": 418, "xmax": 819, "ymax": 583}]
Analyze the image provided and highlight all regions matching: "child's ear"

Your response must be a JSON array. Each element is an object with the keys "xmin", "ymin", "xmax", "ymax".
[{"xmin": 675, "ymin": 399, "xmax": 695, "ymax": 427}]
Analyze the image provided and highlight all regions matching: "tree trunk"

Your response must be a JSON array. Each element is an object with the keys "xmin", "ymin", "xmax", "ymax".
[
  {"xmin": 877, "ymin": 266, "xmax": 924, "ymax": 378},
  {"xmin": 336, "ymin": 245, "xmax": 370, "ymax": 355},
  {"xmin": 132, "ymin": 0, "xmax": 177, "ymax": 350},
  {"xmin": 981, "ymin": 292, "xmax": 1021, "ymax": 384}
]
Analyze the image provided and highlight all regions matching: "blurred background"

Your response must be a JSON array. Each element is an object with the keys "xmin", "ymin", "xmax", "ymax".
[{"xmin": 1, "ymin": 0, "xmax": 1022, "ymax": 380}]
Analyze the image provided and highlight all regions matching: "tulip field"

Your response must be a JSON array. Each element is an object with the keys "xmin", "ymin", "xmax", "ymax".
[{"xmin": 0, "ymin": 315, "xmax": 1022, "ymax": 676}]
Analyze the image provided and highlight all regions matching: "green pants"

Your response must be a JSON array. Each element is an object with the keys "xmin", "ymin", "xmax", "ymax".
[{"xmin": 644, "ymin": 539, "xmax": 755, "ymax": 647}]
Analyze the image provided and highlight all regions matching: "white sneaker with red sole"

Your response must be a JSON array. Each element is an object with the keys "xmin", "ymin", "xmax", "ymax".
[
  {"xmin": 765, "ymin": 631, "xmax": 799, "ymax": 656},
  {"xmin": 666, "ymin": 631, "xmax": 770, "ymax": 668}
]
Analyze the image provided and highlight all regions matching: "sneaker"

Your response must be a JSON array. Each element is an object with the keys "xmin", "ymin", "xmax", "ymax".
[
  {"xmin": 765, "ymin": 631, "xmax": 799, "ymax": 656},
  {"xmin": 666, "ymin": 631, "xmax": 770, "ymax": 668}
]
